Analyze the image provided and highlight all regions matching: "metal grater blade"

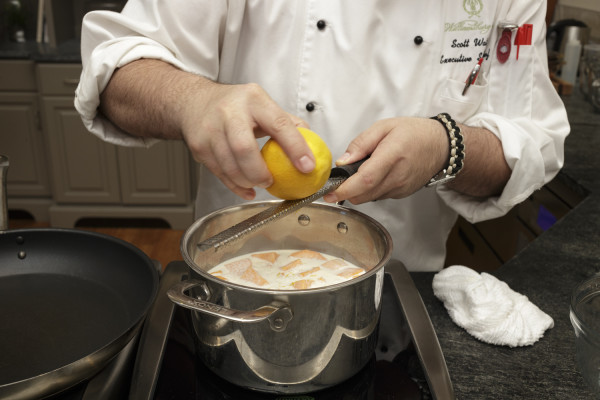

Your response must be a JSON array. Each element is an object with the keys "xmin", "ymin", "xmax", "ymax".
[
  {"xmin": 196, "ymin": 175, "xmax": 346, "ymax": 252},
  {"xmin": 196, "ymin": 157, "xmax": 368, "ymax": 254}
]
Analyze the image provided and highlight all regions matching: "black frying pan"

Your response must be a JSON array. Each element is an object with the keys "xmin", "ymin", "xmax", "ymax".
[{"xmin": 0, "ymin": 228, "xmax": 159, "ymax": 399}]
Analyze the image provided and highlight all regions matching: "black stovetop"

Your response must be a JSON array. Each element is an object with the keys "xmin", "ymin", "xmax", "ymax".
[
  {"xmin": 149, "ymin": 262, "xmax": 432, "ymax": 400},
  {"xmin": 48, "ymin": 262, "xmax": 435, "ymax": 400},
  {"xmin": 153, "ymin": 307, "xmax": 428, "ymax": 400}
]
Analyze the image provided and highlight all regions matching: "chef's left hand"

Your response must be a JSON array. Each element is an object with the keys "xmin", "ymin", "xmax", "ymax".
[{"xmin": 323, "ymin": 117, "xmax": 448, "ymax": 204}]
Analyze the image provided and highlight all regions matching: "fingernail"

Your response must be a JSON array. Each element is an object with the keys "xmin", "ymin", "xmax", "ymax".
[
  {"xmin": 336, "ymin": 152, "xmax": 351, "ymax": 165},
  {"xmin": 297, "ymin": 155, "xmax": 315, "ymax": 173},
  {"xmin": 258, "ymin": 179, "xmax": 273, "ymax": 189},
  {"xmin": 242, "ymin": 189, "xmax": 256, "ymax": 200},
  {"xmin": 323, "ymin": 193, "xmax": 338, "ymax": 203}
]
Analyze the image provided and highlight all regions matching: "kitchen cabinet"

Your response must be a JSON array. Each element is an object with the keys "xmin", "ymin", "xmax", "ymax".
[
  {"xmin": 41, "ymin": 94, "xmax": 122, "ymax": 204},
  {"xmin": 34, "ymin": 63, "xmax": 194, "ymax": 229},
  {"xmin": 0, "ymin": 60, "xmax": 52, "ymax": 221}
]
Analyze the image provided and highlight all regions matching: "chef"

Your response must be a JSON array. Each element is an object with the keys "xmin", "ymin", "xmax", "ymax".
[{"xmin": 74, "ymin": 0, "xmax": 569, "ymax": 271}]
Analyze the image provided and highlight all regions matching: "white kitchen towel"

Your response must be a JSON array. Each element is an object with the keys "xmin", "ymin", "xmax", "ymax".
[{"xmin": 432, "ymin": 265, "xmax": 554, "ymax": 347}]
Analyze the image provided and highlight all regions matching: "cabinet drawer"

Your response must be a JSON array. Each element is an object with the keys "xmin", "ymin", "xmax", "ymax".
[
  {"xmin": 0, "ymin": 60, "xmax": 36, "ymax": 91},
  {"xmin": 445, "ymin": 217, "xmax": 502, "ymax": 271},
  {"xmin": 517, "ymin": 186, "xmax": 571, "ymax": 236},
  {"xmin": 37, "ymin": 64, "xmax": 82, "ymax": 96}
]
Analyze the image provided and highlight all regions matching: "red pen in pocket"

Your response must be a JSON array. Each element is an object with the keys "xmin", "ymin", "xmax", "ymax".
[{"xmin": 514, "ymin": 24, "xmax": 533, "ymax": 60}]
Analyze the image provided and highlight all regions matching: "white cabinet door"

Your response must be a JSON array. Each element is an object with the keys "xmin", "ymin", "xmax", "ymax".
[
  {"xmin": 118, "ymin": 142, "xmax": 191, "ymax": 205},
  {"xmin": 41, "ymin": 96, "xmax": 122, "ymax": 204},
  {"xmin": 0, "ymin": 92, "xmax": 51, "ymax": 197}
]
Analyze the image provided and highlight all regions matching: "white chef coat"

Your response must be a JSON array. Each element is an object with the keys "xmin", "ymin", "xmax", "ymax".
[{"xmin": 75, "ymin": 0, "xmax": 569, "ymax": 271}]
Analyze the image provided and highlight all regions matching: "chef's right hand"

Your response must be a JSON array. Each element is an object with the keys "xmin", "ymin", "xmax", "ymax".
[{"xmin": 180, "ymin": 81, "xmax": 315, "ymax": 200}]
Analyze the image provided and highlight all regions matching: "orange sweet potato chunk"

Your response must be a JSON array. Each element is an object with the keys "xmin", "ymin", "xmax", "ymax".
[
  {"xmin": 321, "ymin": 258, "xmax": 347, "ymax": 270},
  {"xmin": 290, "ymin": 249, "xmax": 326, "ymax": 260},
  {"xmin": 280, "ymin": 259, "xmax": 303, "ymax": 271},
  {"xmin": 241, "ymin": 265, "xmax": 268, "ymax": 286},
  {"xmin": 299, "ymin": 266, "xmax": 320, "ymax": 277},
  {"xmin": 252, "ymin": 252, "xmax": 279, "ymax": 263},
  {"xmin": 337, "ymin": 267, "xmax": 365, "ymax": 279},
  {"xmin": 292, "ymin": 279, "xmax": 314, "ymax": 289},
  {"xmin": 225, "ymin": 258, "xmax": 252, "ymax": 276}
]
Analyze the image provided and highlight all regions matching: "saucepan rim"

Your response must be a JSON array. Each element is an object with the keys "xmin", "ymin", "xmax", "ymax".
[{"xmin": 180, "ymin": 200, "xmax": 393, "ymax": 294}]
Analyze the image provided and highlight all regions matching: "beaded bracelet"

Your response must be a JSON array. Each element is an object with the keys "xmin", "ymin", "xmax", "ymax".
[{"xmin": 425, "ymin": 113, "xmax": 465, "ymax": 187}]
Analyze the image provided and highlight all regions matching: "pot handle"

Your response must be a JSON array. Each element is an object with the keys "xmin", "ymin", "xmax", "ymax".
[{"xmin": 166, "ymin": 280, "xmax": 293, "ymax": 331}]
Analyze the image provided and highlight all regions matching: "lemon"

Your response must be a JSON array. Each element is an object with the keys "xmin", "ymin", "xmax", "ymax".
[{"xmin": 261, "ymin": 127, "xmax": 332, "ymax": 200}]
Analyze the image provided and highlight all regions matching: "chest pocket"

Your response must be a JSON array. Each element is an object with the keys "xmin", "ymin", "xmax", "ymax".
[
  {"xmin": 427, "ymin": 2, "xmax": 495, "ymax": 122},
  {"xmin": 430, "ymin": 71, "xmax": 488, "ymax": 123}
]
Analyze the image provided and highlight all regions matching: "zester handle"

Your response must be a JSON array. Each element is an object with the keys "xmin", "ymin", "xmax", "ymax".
[{"xmin": 330, "ymin": 156, "xmax": 369, "ymax": 178}]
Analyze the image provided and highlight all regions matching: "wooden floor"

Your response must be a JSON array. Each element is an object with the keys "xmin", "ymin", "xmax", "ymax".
[{"xmin": 8, "ymin": 218, "xmax": 185, "ymax": 269}]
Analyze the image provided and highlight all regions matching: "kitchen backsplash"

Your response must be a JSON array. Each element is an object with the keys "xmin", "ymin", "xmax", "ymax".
[
  {"xmin": 0, "ymin": 0, "xmax": 125, "ymax": 45},
  {"xmin": 1, "ymin": 0, "xmax": 38, "ymax": 43}
]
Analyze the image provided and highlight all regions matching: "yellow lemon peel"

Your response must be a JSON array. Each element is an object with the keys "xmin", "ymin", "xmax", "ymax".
[{"xmin": 261, "ymin": 127, "xmax": 332, "ymax": 200}]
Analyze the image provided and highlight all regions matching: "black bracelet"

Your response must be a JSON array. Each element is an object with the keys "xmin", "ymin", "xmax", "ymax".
[{"xmin": 425, "ymin": 113, "xmax": 465, "ymax": 187}]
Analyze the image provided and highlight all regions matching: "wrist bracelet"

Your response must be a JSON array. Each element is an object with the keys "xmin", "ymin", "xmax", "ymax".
[{"xmin": 426, "ymin": 113, "xmax": 465, "ymax": 187}]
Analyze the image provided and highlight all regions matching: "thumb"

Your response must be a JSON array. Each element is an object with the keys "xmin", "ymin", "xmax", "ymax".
[
  {"xmin": 335, "ymin": 140, "xmax": 373, "ymax": 167},
  {"xmin": 336, "ymin": 120, "xmax": 392, "ymax": 165}
]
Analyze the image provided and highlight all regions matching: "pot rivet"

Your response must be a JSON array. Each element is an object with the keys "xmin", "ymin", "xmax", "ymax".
[
  {"xmin": 17, "ymin": 251, "xmax": 26, "ymax": 259},
  {"xmin": 298, "ymin": 214, "xmax": 310, "ymax": 226},
  {"xmin": 16, "ymin": 236, "xmax": 24, "ymax": 245},
  {"xmin": 273, "ymin": 317, "xmax": 284, "ymax": 329},
  {"xmin": 337, "ymin": 222, "xmax": 348, "ymax": 234}
]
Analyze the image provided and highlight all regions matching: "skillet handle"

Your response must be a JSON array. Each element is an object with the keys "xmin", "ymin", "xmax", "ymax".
[{"xmin": 166, "ymin": 279, "xmax": 293, "ymax": 331}]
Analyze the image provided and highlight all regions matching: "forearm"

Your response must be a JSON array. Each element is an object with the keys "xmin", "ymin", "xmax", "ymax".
[
  {"xmin": 99, "ymin": 58, "xmax": 209, "ymax": 140},
  {"xmin": 98, "ymin": 58, "xmax": 316, "ymax": 200},
  {"xmin": 447, "ymin": 123, "xmax": 511, "ymax": 198}
]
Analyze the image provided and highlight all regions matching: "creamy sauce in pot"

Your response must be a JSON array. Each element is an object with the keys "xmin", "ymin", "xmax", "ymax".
[{"xmin": 207, "ymin": 249, "xmax": 365, "ymax": 290}]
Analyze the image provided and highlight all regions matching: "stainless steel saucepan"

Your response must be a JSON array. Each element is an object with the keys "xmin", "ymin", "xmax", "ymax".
[{"xmin": 168, "ymin": 200, "xmax": 393, "ymax": 394}]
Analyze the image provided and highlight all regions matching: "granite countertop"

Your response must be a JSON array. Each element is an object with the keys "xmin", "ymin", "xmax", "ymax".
[
  {"xmin": 0, "ymin": 40, "xmax": 81, "ymax": 62},
  {"xmin": 411, "ymin": 91, "xmax": 600, "ymax": 399}
]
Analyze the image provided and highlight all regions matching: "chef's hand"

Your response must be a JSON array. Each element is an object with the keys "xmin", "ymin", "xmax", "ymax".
[
  {"xmin": 323, "ymin": 117, "xmax": 448, "ymax": 204},
  {"xmin": 180, "ymin": 80, "xmax": 314, "ymax": 200},
  {"xmin": 100, "ymin": 59, "xmax": 315, "ymax": 200}
]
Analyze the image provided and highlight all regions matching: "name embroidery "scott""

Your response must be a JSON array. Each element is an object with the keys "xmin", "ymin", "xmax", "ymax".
[
  {"xmin": 439, "ymin": 1, "xmax": 491, "ymax": 65},
  {"xmin": 440, "ymin": 38, "xmax": 488, "ymax": 64}
]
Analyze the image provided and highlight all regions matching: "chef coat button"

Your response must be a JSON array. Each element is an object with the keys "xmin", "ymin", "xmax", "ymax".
[
  {"xmin": 414, "ymin": 35, "xmax": 424, "ymax": 45},
  {"xmin": 306, "ymin": 102, "xmax": 316, "ymax": 112},
  {"xmin": 316, "ymin": 20, "xmax": 327, "ymax": 30}
]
